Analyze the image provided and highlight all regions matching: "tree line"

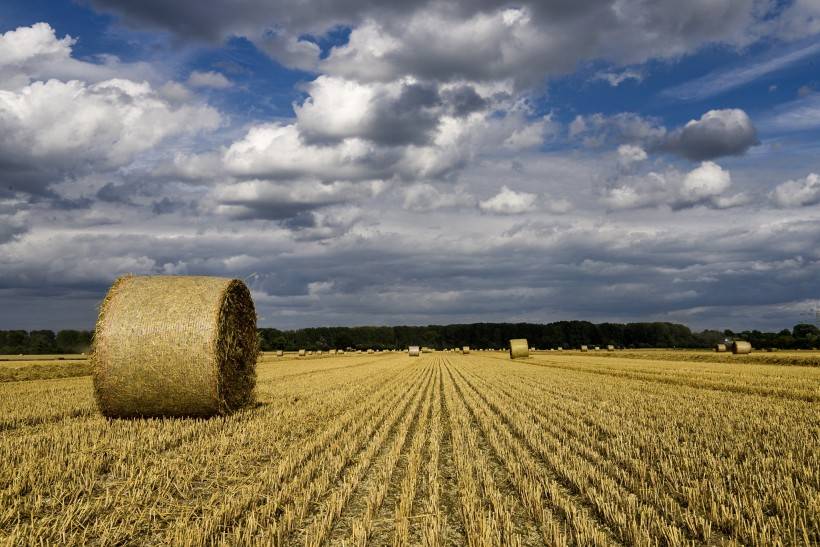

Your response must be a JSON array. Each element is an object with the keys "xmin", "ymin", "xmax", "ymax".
[
  {"xmin": 0, "ymin": 330, "xmax": 93, "ymax": 355},
  {"xmin": 2, "ymin": 322, "xmax": 818, "ymax": 355},
  {"xmin": 258, "ymin": 321, "xmax": 820, "ymax": 352}
]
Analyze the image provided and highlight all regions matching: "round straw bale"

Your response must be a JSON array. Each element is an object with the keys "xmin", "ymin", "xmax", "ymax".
[
  {"xmin": 276, "ymin": 350, "xmax": 284, "ymax": 357},
  {"xmin": 509, "ymin": 339, "xmax": 529, "ymax": 359},
  {"xmin": 409, "ymin": 345, "xmax": 420, "ymax": 357},
  {"xmin": 607, "ymin": 345, "xmax": 615, "ymax": 351},
  {"xmin": 92, "ymin": 275, "xmax": 257, "ymax": 418},
  {"xmin": 731, "ymin": 341, "xmax": 752, "ymax": 354},
  {"xmin": 367, "ymin": 349, "xmax": 374, "ymax": 354},
  {"xmin": 298, "ymin": 349, "xmax": 306, "ymax": 357},
  {"xmin": 714, "ymin": 344, "xmax": 726, "ymax": 353},
  {"xmin": 462, "ymin": 346, "xmax": 470, "ymax": 354},
  {"xmin": 580, "ymin": 345, "xmax": 588, "ymax": 352}
]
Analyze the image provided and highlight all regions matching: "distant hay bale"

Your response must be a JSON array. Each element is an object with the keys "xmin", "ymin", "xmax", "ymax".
[
  {"xmin": 509, "ymin": 339, "xmax": 529, "ymax": 359},
  {"xmin": 409, "ymin": 346, "xmax": 420, "ymax": 357},
  {"xmin": 92, "ymin": 275, "xmax": 257, "ymax": 418},
  {"xmin": 367, "ymin": 349, "xmax": 374, "ymax": 354},
  {"xmin": 338, "ymin": 350, "xmax": 345, "ymax": 355},
  {"xmin": 731, "ymin": 341, "xmax": 752, "ymax": 354},
  {"xmin": 607, "ymin": 345, "xmax": 615, "ymax": 351},
  {"xmin": 557, "ymin": 346, "xmax": 562, "ymax": 351},
  {"xmin": 276, "ymin": 350, "xmax": 284, "ymax": 357},
  {"xmin": 714, "ymin": 344, "xmax": 727, "ymax": 353},
  {"xmin": 593, "ymin": 346, "xmax": 600, "ymax": 351},
  {"xmin": 462, "ymin": 346, "xmax": 470, "ymax": 354},
  {"xmin": 580, "ymin": 345, "xmax": 588, "ymax": 352},
  {"xmin": 298, "ymin": 349, "xmax": 306, "ymax": 357}
]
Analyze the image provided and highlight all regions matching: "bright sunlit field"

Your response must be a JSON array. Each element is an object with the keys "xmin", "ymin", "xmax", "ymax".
[{"xmin": 1, "ymin": 350, "xmax": 818, "ymax": 546}]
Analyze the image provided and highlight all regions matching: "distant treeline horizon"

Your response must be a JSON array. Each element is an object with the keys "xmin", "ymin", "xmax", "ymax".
[{"xmin": 2, "ymin": 321, "xmax": 818, "ymax": 354}]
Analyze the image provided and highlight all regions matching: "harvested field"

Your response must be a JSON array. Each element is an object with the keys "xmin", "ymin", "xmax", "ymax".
[
  {"xmin": 1, "ymin": 350, "xmax": 818, "ymax": 545},
  {"xmin": 553, "ymin": 348, "xmax": 820, "ymax": 367},
  {"xmin": 0, "ymin": 359, "xmax": 90, "ymax": 382}
]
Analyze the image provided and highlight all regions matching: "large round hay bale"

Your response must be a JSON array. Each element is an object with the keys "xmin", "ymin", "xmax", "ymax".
[
  {"xmin": 276, "ymin": 350, "xmax": 284, "ymax": 357},
  {"xmin": 92, "ymin": 275, "xmax": 257, "ymax": 418},
  {"xmin": 731, "ymin": 341, "xmax": 752, "ymax": 354},
  {"xmin": 714, "ymin": 344, "xmax": 726, "ymax": 353},
  {"xmin": 580, "ymin": 345, "xmax": 588, "ymax": 352},
  {"xmin": 462, "ymin": 346, "xmax": 470, "ymax": 354},
  {"xmin": 408, "ymin": 345, "xmax": 420, "ymax": 357},
  {"xmin": 509, "ymin": 339, "xmax": 529, "ymax": 359}
]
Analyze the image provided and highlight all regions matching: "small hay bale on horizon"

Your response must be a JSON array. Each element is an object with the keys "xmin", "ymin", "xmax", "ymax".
[
  {"xmin": 731, "ymin": 341, "xmax": 752, "ymax": 354},
  {"xmin": 607, "ymin": 345, "xmax": 615, "ymax": 351},
  {"xmin": 580, "ymin": 345, "xmax": 589, "ymax": 352},
  {"xmin": 92, "ymin": 275, "xmax": 257, "ymax": 418},
  {"xmin": 462, "ymin": 346, "xmax": 470, "ymax": 354},
  {"xmin": 714, "ymin": 344, "xmax": 727, "ymax": 353},
  {"xmin": 509, "ymin": 339, "xmax": 529, "ymax": 359},
  {"xmin": 409, "ymin": 346, "xmax": 420, "ymax": 357}
]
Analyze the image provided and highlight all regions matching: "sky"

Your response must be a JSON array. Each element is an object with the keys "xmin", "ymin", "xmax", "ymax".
[{"xmin": 0, "ymin": 0, "xmax": 819, "ymax": 332}]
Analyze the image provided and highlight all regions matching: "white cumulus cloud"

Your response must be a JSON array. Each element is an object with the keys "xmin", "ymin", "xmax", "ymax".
[
  {"xmin": 770, "ymin": 173, "xmax": 820, "ymax": 207},
  {"xmin": 479, "ymin": 186, "xmax": 537, "ymax": 214},
  {"xmin": 187, "ymin": 70, "xmax": 232, "ymax": 88}
]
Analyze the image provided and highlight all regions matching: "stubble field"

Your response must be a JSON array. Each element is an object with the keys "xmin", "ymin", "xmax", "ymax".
[{"xmin": 1, "ymin": 350, "xmax": 818, "ymax": 546}]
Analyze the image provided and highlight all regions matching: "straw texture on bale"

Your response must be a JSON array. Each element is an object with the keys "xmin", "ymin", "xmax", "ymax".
[
  {"xmin": 580, "ymin": 345, "xmax": 589, "ymax": 352},
  {"xmin": 732, "ymin": 341, "xmax": 752, "ymax": 354},
  {"xmin": 409, "ymin": 346, "xmax": 420, "ymax": 357},
  {"xmin": 714, "ymin": 344, "xmax": 727, "ymax": 353},
  {"xmin": 509, "ymin": 339, "xmax": 529, "ymax": 359},
  {"xmin": 92, "ymin": 275, "xmax": 258, "ymax": 418}
]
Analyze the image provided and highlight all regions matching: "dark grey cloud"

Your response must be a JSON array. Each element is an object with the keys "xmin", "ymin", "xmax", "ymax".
[
  {"xmin": 661, "ymin": 109, "xmax": 759, "ymax": 160},
  {"xmin": 572, "ymin": 109, "xmax": 759, "ymax": 161},
  {"xmin": 442, "ymin": 85, "xmax": 488, "ymax": 117}
]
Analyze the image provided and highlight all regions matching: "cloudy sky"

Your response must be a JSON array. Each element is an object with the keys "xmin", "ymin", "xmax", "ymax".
[{"xmin": 1, "ymin": 0, "xmax": 819, "ymax": 331}]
